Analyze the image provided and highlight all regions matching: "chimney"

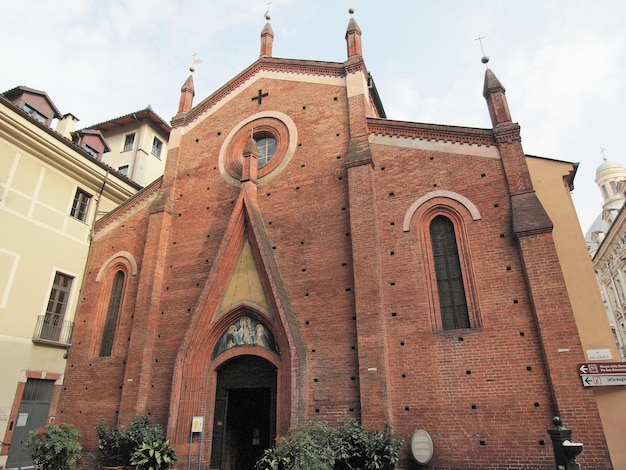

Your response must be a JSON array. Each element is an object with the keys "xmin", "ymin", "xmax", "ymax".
[{"xmin": 56, "ymin": 113, "xmax": 79, "ymax": 139}]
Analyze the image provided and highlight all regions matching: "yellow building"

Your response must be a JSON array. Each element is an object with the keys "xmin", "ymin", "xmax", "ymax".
[
  {"xmin": 0, "ymin": 86, "xmax": 140, "ymax": 469},
  {"xmin": 528, "ymin": 155, "xmax": 626, "ymax": 469}
]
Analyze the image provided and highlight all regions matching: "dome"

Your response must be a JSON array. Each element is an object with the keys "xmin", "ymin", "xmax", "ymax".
[
  {"xmin": 596, "ymin": 160, "xmax": 625, "ymax": 176},
  {"xmin": 585, "ymin": 214, "xmax": 611, "ymax": 244}
]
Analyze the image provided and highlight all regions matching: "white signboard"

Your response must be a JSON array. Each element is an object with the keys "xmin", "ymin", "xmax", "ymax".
[
  {"xmin": 586, "ymin": 349, "xmax": 612, "ymax": 361},
  {"xmin": 192, "ymin": 416, "xmax": 204, "ymax": 433},
  {"xmin": 581, "ymin": 374, "xmax": 626, "ymax": 387},
  {"xmin": 16, "ymin": 413, "xmax": 28, "ymax": 427}
]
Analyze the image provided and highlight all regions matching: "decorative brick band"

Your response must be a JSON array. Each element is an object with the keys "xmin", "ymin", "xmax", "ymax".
[
  {"xmin": 493, "ymin": 123, "xmax": 522, "ymax": 144},
  {"xmin": 368, "ymin": 118, "xmax": 496, "ymax": 147},
  {"xmin": 95, "ymin": 251, "xmax": 138, "ymax": 281},
  {"xmin": 403, "ymin": 190, "xmax": 482, "ymax": 232},
  {"xmin": 174, "ymin": 58, "xmax": 347, "ymax": 127},
  {"xmin": 94, "ymin": 177, "xmax": 163, "ymax": 232}
]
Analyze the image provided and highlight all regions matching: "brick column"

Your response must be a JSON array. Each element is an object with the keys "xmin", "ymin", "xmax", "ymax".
[
  {"xmin": 493, "ymin": 123, "xmax": 612, "ymax": 468},
  {"xmin": 517, "ymin": 232, "xmax": 611, "ymax": 468},
  {"xmin": 346, "ymin": 129, "xmax": 390, "ymax": 428},
  {"xmin": 118, "ymin": 187, "xmax": 174, "ymax": 422}
]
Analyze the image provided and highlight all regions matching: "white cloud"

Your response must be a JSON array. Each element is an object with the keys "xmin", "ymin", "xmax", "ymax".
[{"xmin": 2, "ymin": 0, "xmax": 625, "ymax": 232}]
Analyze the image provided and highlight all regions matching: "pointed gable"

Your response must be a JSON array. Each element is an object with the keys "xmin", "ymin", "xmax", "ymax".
[{"xmin": 218, "ymin": 235, "xmax": 271, "ymax": 315}]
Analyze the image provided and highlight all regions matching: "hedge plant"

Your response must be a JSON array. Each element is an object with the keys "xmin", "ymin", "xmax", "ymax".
[{"xmin": 256, "ymin": 418, "xmax": 404, "ymax": 470}]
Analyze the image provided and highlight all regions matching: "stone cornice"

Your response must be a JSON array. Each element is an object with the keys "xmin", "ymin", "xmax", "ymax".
[{"xmin": 367, "ymin": 118, "xmax": 496, "ymax": 147}]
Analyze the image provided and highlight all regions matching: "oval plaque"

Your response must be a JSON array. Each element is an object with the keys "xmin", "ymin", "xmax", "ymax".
[{"xmin": 410, "ymin": 429, "xmax": 433, "ymax": 465}]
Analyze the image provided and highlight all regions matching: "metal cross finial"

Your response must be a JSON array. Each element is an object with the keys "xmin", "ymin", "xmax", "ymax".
[
  {"xmin": 189, "ymin": 53, "xmax": 202, "ymax": 72},
  {"xmin": 264, "ymin": 0, "xmax": 272, "ymax": 19},
  {"xmin": 475, "ymin": 35, "xmax": 486, "ymax": 55},
  {"xmin": 600, "ymin": 147, "xmax": 607, "ymax": 161},
  {"xmin": 475, "ymin": 35, "xmax": 490, "ymax": 65}
]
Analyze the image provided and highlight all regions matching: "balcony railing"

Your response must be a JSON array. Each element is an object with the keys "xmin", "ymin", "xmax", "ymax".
[{"xmin": 32, "ymin": 315, "xmax": 74, "ymax": 347}]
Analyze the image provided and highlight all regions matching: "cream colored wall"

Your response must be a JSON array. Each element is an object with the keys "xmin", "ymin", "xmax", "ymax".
[
  {"xmin": 100, "ymin": 123, "xmax": 167, "ymax": 187},
  {"xmin": 0, "ymin": 108, "xmax": 138, "ymax": 467},
  {"xmin": 528, "ymin": 156, "xmax": 626, "ymax": 470},
  {"xmin": 0, "ymin": 149, "xmax": 88, "ymax": 464}
]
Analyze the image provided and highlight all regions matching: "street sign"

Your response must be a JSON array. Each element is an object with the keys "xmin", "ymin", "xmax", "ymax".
[
  {"xmin": 581, "ymin": 374, "xmax": 626, "ymax": 387},
  {"xmin": 578, "ymin": 362, "xmax": 626, "ymax": 375}
]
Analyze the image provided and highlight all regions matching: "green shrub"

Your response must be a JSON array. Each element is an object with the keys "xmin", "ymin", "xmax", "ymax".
[
  {"xmin": 92, "ymin": 415, "xmax": 165, "ymax": 467},
  {"xmin": 131, "ymin": 439, "xmax": 177, "ymax": 470},
  {"xmin": 24, "ymin": 422, "xmax": 82, "ymax": 470},
  {"xmin": 334, "ymin": 419, "xmax": 403, "ymax": 470},
  {"xmin": 255, "ymin": 418, "xmax": 404, "ymax": 470},
  {"xmin": 125, "ymin": 416, "xmax": 165, "ymax": 455},
  {"xmin": 256, "ymin": 419, "xmax": 337, "ymax": 470}
]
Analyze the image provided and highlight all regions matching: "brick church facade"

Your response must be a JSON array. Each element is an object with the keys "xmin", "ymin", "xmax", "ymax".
[{"xmin": 56, "ymin": 14, "xmax": 615, "ymax": 469}]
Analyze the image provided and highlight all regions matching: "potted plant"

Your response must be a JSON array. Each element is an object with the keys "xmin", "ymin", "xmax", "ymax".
[
  {"xmin": 93, "ymin": 422, "xmax": 126, "ymax": 469},
  {"xmin": 92, "ymin": 416, "xmax": 165, "ymax": 469},
  {"xmin": 131, "ymin": 439, "xmax": 178, "ymax": 470},
  {"xmin": 24, "ymin": 422, "xmax": 82, "ymax": 470}
]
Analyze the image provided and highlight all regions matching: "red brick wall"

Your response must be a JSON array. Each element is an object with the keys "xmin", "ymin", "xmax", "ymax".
[{"xmin": 56, "ymin": 71, "xmax": 611, "ymax": 469}]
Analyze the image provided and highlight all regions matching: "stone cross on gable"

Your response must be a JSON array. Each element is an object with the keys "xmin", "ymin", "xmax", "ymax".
[{"xmin": 252, "ymin": 89, "xmax": 268, "ymax": 104}]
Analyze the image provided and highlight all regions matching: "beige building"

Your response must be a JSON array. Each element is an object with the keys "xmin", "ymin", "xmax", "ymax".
[
  {"xmin": 593, "ymin": 209, "xmax": 626, "ymax": 361},
  {"xmin": 528, "ymin": 155, "xmax": 626, "ymax": 468},
  {"xmin": 0, "ymin": 86, "xmax": 141, "ymax": 469},
  {"xmin": 585, "ymin": 159, "xmax": 626, "ymax": 359},
  {"xmin": 86, "ymin": 106, "xmax": 171, "ymax": 188}
]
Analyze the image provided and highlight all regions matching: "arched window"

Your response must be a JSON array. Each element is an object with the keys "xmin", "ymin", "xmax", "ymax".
[
  {"xmin": 254, "ymin": 132, "xmax": 277, "ymax": 167},
  {"xmin": 100, "ymin": 270, "xmax": 125, "ymax": 357},
  {"xmin": 430, "ymin": 215, "xmax": 470, "ymax": 330}
]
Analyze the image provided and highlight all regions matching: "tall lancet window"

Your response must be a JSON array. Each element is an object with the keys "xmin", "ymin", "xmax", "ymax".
[
  {"xmin": 430, "ymin": 215, "xmax": 470, "ymax": 330},
  {"xmin": 100, "ymin": 270, "xmax": 125, "ymax": 357}
]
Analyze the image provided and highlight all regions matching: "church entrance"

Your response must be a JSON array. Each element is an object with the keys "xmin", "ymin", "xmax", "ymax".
[{"xmin": 210, "ymin": 355, "xmax": 276, "ymax": 470}]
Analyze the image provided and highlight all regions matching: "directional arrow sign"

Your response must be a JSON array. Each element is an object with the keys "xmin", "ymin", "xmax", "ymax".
[
  {"xmin": 580, "ymin": 374, "xmax": 626, "ymax": 387},
  {"xmin": 578, "ymin": 362, "xmax": 626, "ymax": 375}
]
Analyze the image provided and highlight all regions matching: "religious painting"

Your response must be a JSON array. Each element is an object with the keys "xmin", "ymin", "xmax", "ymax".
[{"xmin": 213, "ymin": 316, "xmax": 278, "ymax": 358}]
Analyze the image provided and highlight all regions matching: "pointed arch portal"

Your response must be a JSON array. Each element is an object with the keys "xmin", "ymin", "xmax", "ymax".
[
  {"xmin": 210, "ymin": 355, "xmax": 277, "ymax": 470},
  {"xmin": 168, "ymin": 188, "xmax": 307, "ymax": 467}
]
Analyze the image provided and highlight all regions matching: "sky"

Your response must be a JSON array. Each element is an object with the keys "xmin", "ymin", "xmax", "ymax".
[{"xmin": 2, "ymin": 0, "xmax": 625, "ymax": 234}]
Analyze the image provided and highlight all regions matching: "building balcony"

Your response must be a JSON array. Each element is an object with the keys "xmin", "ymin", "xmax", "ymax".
[{"xmin": 32, "ymin": 315, "xmax": 73, "ymax": 348}]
